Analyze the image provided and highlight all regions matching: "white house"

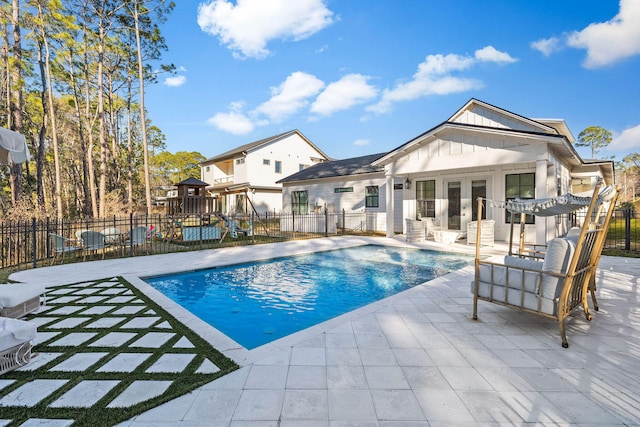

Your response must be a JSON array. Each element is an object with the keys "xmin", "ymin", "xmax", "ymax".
[
  {"xmin": 278, "ymin": 99, "xmax": 615, "ymax": 245},
  {"xmin": 200, "ymin": 130, "xmax": 330, "ymax": 214},
  {"xmin": 278, "ymin": 153, "xmax": 405, "ymax": 233}
]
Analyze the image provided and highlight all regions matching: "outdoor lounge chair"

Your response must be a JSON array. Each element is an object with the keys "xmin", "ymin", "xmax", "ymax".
[
  {"xmin": 421, "ymin": 217, "xmax": 441, "ymax": 240},
  {"xmin": 122, "ymin": 225, "xmax": 153, "ymax": 254},
  {"xmin": 80, "ymin": 230, "xmax": 107, "ymax": 260},
  {"xmin": 471, "ymin": 181, "xmax": 620, "ymax": 348},
  {"xmin": 0, "ymin": 283, "xmax": 46, "ymax": 318},
  {"xmin": 0, "ymin": 317, "xmax": 37, "ymax": 375},
  {"xmin": 49, "ymin": 233, "xmax": 82, "ymax": 264}
]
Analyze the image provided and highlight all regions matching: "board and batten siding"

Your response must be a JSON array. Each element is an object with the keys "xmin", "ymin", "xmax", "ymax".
[{"xmin": 453, "ymin": 105, "xmax": 547, "ymax": 134}]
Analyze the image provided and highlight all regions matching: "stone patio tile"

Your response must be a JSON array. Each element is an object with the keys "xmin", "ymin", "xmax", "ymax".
[
  {"xmin": 359, "ymin": 347, "xmax": 397, "ymax": 366},
  {"xmin": 392, "ymin": 348, "xmax": 434, "ymax": 366},
  {"xmin": 129, "ymin": 332, "xmax": 175, "ymax": 348},
  {"xmin": 363, "ymin": 366, "xmax": 410, "ymax": 389},
  {"xmin": 27, "ymin": 316, "xmax": 58, "ymax": 328},
  {"xmin": 49, "ymin": 332, "xmax": 97, "ymax": 347},
  {"xmin": 89, "ymin": 332, "xmax": 137, "ymax": 347},
  {"xmin": 233, "ymin": 389, "xmax": 284, "ymax": 420},
  {"xmin": 120, "ymin": 317, "xmax": 161, "ymax": 329},
  {"xmin": 0, "ymin": 380, "xmax": 68, "ymax": 407},
  {"xmin": 50, "ymin": 352, "xmax": 109, "ymax": 371},
  {"xmin": 156, "ymin": 321, "xmax": 172, "ymax": 329},
  {"xmin": 195, "ymin": 359, "xmax": 220, "ymax": 374},
  {"xmin": 328, "ymin": 389, "xmax": 377, "ymax": 421},
  {"xmin": 47, "ymin": 296, "xmax": 81, "ymax": 304},
  {"xmin": 97, "ymin": 353, "xmax": 152, "ymax": 372},
  {"xmin": 46, "ymin": 306, "xmax": 84, "ymax": 315},
  {"xmin": 281, "ymin": 390, "xmax": 328, "ymax": 420},
  {"xmin": 438, "ymin": 366, "xmax": 494, "ymax": 391},
  {"xmin": 47, "ymin": 287, "xmax": 75, "ymax": 295},
  {"xmin": 82, "ymin": 305, "xmax": 116, "ymax": 315},
  {"xmin": 69, "ymin": 281, "xmax": 94, "ymax": 288},
  {"xmin": 326, "ymin": 365, "xmax": 368, "ymax": 389},
  {"xmin": 370, "ymin": 389, "xmax": 425, "ymax": 421},
  {"xmin": 130, "ymin": 390, "xmax": 197, "ymax": 423},
  {"xmin": 458, "ymin": 390, "xmax": 524, "ymax": 422},
  {"xmin": 182, "ymin": 389, "xmax": 243, "ymax": 422},
  {"xmin": 72, "ymin": 288, "xmax": 101, "ymax": 295},
  {"xmin": 108, "ymin": 381, "xmax": 173, "ymax": 408},
  {"xmin": 108, "ymin": 296, "xmax": 137, "ymax": 304},
  {"xmin": 49, "ymin": 380, "xmax": 120, "ymax": 408},
  {"xmin": 19, "ymin": 419, "xmax": 74, "ymax": 426},
  {"xmin": 146, "ymin": 354, "xmax": 195, "ymax": 373},
  {"xmin": 173, "ymin": 337, "xmax": 194, "ymax": 348},
  {"xmin": 111, "ymin": 305, "xmax": 146, "ymax": 315},
  {"xmin": 413, "ymin": 389, "xmax": 475, "ymax": 422},
  {"xmin": 95, "ymin": 281, "xmax": 121, "ymax": 287},
  {"xmin": 402, "ymin": 366, "xmax": 453, "ymax": 391},
  {"xmin": 99, "ymin": 288, "xmax": 127, "ymax": 295},
  {"xmin": 325, "ymin": 348, "xmax": 362, "ymax": 366},
  {"xmin": 286, "ymin": 365, "xmax": 326, "ymax": 389},
  {"xmin": 85, "ymin": 317, "xmax": 127, "ymax": 328},
  {"xmin": 75, "ymin": 296, "xmax": 109, "ymax": 304},
  {"xmin": 290, "ymin": 347, "xmax": 325, "ymax": 366},
  {"xmin": 48, "ymin": 317, "xmax": 91, "ymax": 329},
  {"xmin": 244, "ymin": 364, "xmax": 288, "ymax": 390},
  {"xmin": 17, "ymin": 352, "xmax": 65, "ymax": 371},
  {"xmin": 0, "ymin": 380, "xmax": 15, "ymax": 391}
]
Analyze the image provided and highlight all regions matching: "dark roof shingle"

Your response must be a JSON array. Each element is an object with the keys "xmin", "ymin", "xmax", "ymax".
[{"xmin": 278, "ymin": 153, "xmax": 386, "ymax": 183}]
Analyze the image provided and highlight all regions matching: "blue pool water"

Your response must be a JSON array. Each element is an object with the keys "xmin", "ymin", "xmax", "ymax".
[{"xmin": 145, "ymin": 245, "xmax": 472, "ymax": 349}]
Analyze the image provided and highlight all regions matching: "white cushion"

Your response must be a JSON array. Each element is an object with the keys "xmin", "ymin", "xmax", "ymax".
[
  {"xmin": 504, "ymin": 256, "xmax": 543, "ymax": 271},
  {"xmin": 540, "ymin": 237, "xmax": 577, "ymax": 299},
  {"xmin": 0, "ymin": 317, "xmax": 37, "ymax": 349},
  {"xmin": 0, "ymin": 283, "xmax": 46, "ymax": 308}
]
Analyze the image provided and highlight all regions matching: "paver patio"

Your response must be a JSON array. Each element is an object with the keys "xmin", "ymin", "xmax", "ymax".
[{"xmin": 6, "ymin": 236, "xmax": 640, "ymax": 425}]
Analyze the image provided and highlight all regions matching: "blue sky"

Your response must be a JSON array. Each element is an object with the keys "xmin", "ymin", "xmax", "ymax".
[{"xmin": 147, "ymin": 0, "xmax": 640, "ymax": 163}]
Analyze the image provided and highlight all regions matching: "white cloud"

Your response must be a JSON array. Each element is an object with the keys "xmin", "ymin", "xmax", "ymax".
[
  {"xmin": 197, "ymin": 0, "xmax": 334, "ymax": 59},
  {"xmin": 178, "ymin": 66, "xmax": 188, "ymax": 72},
  {"xmin": 207, "ymin": 103, "xmax": 255, "ymax": 135},
  {"xmin": 475, "ymin": 45, "xmax": 518, "ymax": 64},
  {"xmin": 353, "ymin": 138, "xmax": 370, "ymax": 146},
  {"xmin": 545, "ymin": 0, "xmax": 640, "ymax": 68},
  {"xmin": 311, "ymin": 74, "xmax": 378, "ymax": 116},
  {"xmin": 531, "ymin": 37, "xmax": 562, "ymax": 56},
  {"xmin": 609, "ymin": 124, "xmax": 640, "ymax": 151},
  {"xmin": 252, "ymin": 71, "xmax": 325, "ymax": 122},
  {"xmin": 367, "ymin": 51, "xmax": 494, "ymax": 114},
  {"xmin": 164, "ymin": 75, "xmax": 186, "ymax": 87}
]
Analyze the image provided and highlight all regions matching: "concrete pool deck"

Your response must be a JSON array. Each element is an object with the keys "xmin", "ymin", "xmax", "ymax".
[{"xmin": 9, "ymin": 236, "xmax": 640, "ymax": 425}]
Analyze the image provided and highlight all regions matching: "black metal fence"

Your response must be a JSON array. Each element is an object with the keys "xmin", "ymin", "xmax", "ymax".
[{"xmin": 0, "ymin": 210, "xmax": 385, "ymax": 271}]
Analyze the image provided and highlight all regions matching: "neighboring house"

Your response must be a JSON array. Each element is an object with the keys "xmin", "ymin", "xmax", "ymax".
[
  {"xmin": 278, "ymin": 99, "xmax": 615, "ymax": 245},
  {"xmin": 277, "ymin": 153, "xmax": 404, "ymax": 233},
  {"xmin": 200, "ymin": 130, "xmax": 330, "ymax": 215}
]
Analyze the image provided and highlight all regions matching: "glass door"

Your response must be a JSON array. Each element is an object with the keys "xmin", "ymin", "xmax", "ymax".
[
  {"xmin": 445, "ymin": 178, "xmax": 489, "ymax": 231},
  {"xmin": 447, "ymin": 181, "xmax": 461, "ymax": 230}
]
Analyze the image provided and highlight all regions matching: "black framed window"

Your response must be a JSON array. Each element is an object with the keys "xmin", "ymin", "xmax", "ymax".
[
  {"xmin": 416, "ymin": 180, "xmax": 435, "ymax": 218},
  {"xmin": 292, "ymin": 191, "xmax": 308, "ymax": 214},
  {"xmin": 365, "ymin": 186, "xmax": 379, "ymax": 208},
  {"xmin": 506, "ymin": 173, "xmax": 535, "ymax": 224},
  {"xmin": 275, "ymin": 161, "xmax": 282, "ymax": 173}
]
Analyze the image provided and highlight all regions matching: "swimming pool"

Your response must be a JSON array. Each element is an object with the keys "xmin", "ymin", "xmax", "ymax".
[{"xmin": 144, "ymin": 245, "xmax": 472, "ymax": 349}]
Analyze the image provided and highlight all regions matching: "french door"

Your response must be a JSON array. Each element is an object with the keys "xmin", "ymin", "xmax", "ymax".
[{"xmin": 444, "ymin": 178, "xmax": 488, "ymax": 231}]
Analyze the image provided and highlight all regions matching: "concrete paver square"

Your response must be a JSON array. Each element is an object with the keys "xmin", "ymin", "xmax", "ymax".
[
  {"xmin": 50, "ymin": 352, "xmax": 109, "ymax": 371},
  {"xmin": 17, "ymin": 352, "xmax": 65, "ymax": 371},
  {"xmin": 286, "ymin": 365, "xmax": 326, "ymax": 389},
  {"xmin": 48, "ymin": 296, "xmax": 81, "ymax": 304},
  {"xmin": 46, "ymin": 306, "xmax": 84, "ymax": 315},
  {"xmin": 99, "ymin": 288, "xmax": 126, "ymax": 295},
  {"xmin": 107, "ymin": 296, "xmax": 136, "ymax": 304},
  {"xmin": 173, "ymin": 337, "xmax": 194, "ymax": 348},
  {"xmin": 19, "ymin": 419, "xmax": 73, "ymax": 427},
  {"xmin": 89, "ymin": 332, "xmax": 137, "ymax": 347},
  {"xmin": 49, "ymin": 332, "xmax": 97, "ymax": 347},
  {"xmin": 328, "ymin": 389, "xmax": 377, "ymax": 421},
  {"xmin": 129, "ymin": 332, "xmax": 175, "ymax": 348},
  {"xmin": 48, "ymin": 317, "xmax": 91, "ymax": 329},
  {"xmin": 290, "ymin": 347, "xmax": 326, "ymax": 366},
  {"xmin": 0, "ymin": 380, "xmax": 68, "ymax": 407},
  {"xmin": 233, "ymin": 389, "xmax": 284, "ymax": 420},
  {"xmin": 281, "ymin": 389, "xmax": 328, "ymax": 420},
  {"xmin": 370, "ymin": 389, "xmax": 425, "ymax": 421},
  {"xmin": 111, "ymin": 306, "xmax": 146, "ymax": 315},
  {"xmin": 97, "ymin": 352, "xmax": 152, "ymax": 372},
  {"xmin": 364, "ymin": 366, "xmax": 410, "ymax": 389},
  {"xmin": 120, "ymin": 317, "xmax": 160, "ymax": 329},
  {"xmin": 244, "ymin": 365, "xmax": 288, "ymax": 389},
  {"xmin": 75, "ymin": 296, "xmax": 108, "ymax": 304},
  {"xmin": 49, "ymin": 380, "xmax": 120, "ymax": 408},
  {"xmin": 72, "ymin": 288, "xmax": 101, "ymax": 295},
  {"xmin": 183, "ymin": 389, "xmax": 243, "ymax": 422},
  {"xmin": 84, "ymin": 317, "xmax": 126, "ymax": 328},
  {"xmin": 145, "ymin": 353, "xmax": 195, "ymax": 373},
  {"xmin": 195, "ymin": 359, "xmax": 220, "ymax": 374},
  {"xmin": 107, "ymin": 380, "xmax": 173, "ymax": 408},
  {"xmin": 81, "ymin": 305, "xmax": 115, "ymax": 315},
  {"xmin": 413, "ymin": 389, "xmax": 475, "ymax": 422}
]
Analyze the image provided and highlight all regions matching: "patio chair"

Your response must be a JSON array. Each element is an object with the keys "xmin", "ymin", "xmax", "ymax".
[
  {"xmin": 0, "ymin": 283, "xmax": 46, "ymax": 318},
  {"xmin": 80, "ymin": 230, "xmax": 107, "ymax": 260},
  {"xmin": 421, "ymin": 217, "xmax": 441, "ymax": 240},
  {"xmin": 101, "ymin": 227, "xmax": 122, "ymax": 245},
  {"xmin": 471, "ymin": 182, "xmax": 620, "ymax": 348},
  {"xmin": 49, "ymin": 233, "xmax": 82, "ymax": 265},
  {"xmin": 0, "ymin": 317, "xmax": 37, "ymax": 375},
  {"xmin": 122, "ymin": 226, "xmax": 153, "ymax": 254}
]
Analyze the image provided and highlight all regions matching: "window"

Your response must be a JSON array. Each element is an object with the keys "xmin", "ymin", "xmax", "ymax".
[
  {"xmin": 416, "ymin": 180, "xmax": 435, "ymax": 218},
  {"xmin": 291, "ymin": 191, "xmax": 308, "ymax": 214},
  {"xmin": 275, "ymin": 160, "xmax": 282, "ymax": 173},
  {"xmin": 299, "ymin": 164, "xmax": 308, "ymax": 171},
  {"xmin": 263, "ymin": 159, "xmax": 270, "ymax": 165},
  {"xmin": 506, "ymin": 173, "xmax": 535, "ymax": 224},
  {"xmin": 365, "ymin": 186, "xmax": 379, "ymax": 208},
  {"xmin": 206, "ymin": 166, "xmax": 210, "ymax": 172},
  {"xmin": 334, "ymin": 187, "xmax": 353, "ymax": 193},
  {"xmin": 471, "ymin": 180, "xmax": 487, "ymax": 221},
  {"xmin": 236, "ymin": 158, "xmax": 245, "ymax": 165}
]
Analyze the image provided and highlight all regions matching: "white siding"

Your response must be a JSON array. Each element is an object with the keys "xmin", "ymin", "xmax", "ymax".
[{"xmin": 454, "ymin": 105, "xmax": 546, "ymax": 133}]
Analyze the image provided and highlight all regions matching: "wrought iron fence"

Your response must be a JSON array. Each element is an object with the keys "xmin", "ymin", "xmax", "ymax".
[{"xmin": 0, "ymin": 210, "xmax": 383, "ymax": 271}]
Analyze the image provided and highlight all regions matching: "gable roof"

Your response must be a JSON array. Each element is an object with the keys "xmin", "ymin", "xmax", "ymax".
[
  {"xmin": 373, "ymin": 98, "xmax": 580, "ymax": 166},
  {"xmin": 278, "ymin": 153, "xmax": 386, "ymax": 183},
  {"xmin": 201, "ymin": 129, "xmax": 329, "ymax": 164},
  {"xmin": 175, "ymin": 177, "xmax": 209, "ymax": 187}
]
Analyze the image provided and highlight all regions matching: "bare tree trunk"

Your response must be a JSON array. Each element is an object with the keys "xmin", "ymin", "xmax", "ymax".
[
  {"xmin": 126, "ymin": 76, "xmax": 133, "ymax": 212},
  {"xmin": 97, "ymin": 19, "xmax": 107, "ymax": 218},
  {"xmin": 36, "ymin": 41, "xmax": 47, "ymax": 207},
  {"xmin": 9, "ymin": 0, "xmax": 24, "ymax": 204},
  {"xmin": 36, "ymin": 1, "xmax": 63, "ymax": 220},
  {"xmin": 83, "ymin": 21, "xmax": 98, "ymax": 218},
  {"xmin": 133, "ymin": 0, "xmax": 152, "ymax": 216}
]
